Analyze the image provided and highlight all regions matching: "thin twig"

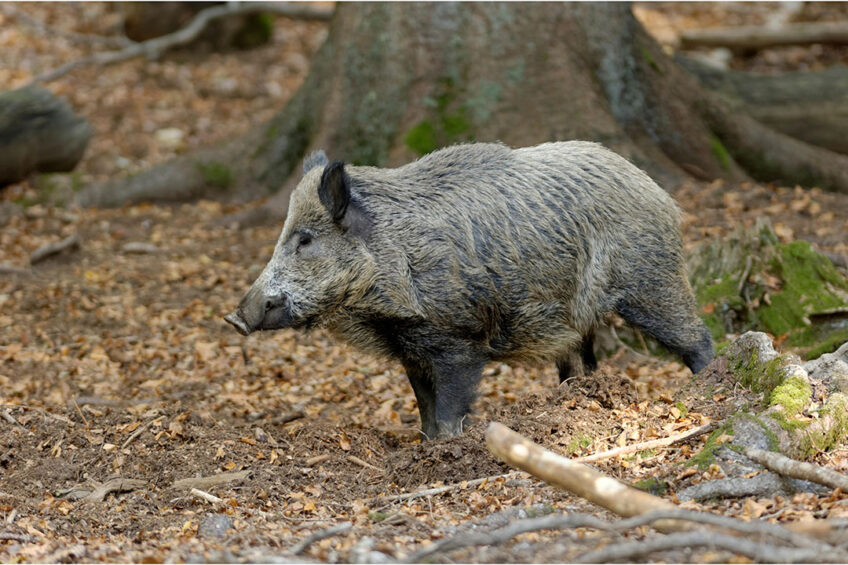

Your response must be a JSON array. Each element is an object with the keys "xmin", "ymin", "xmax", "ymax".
[
  {"xmin": 367, "ymin": 471, "xmax": 523, "ymax": 505},
  {"xmin": 745, "ymin": 447, "xmax": 848, "ymax": 491},
  {"xmin": 289, "ymin": 521, "xmax": 352, "ymax": 555},
  {"xmin": 121, "ymin": 417, "xmax": 160, "ymax": 449},
  {"xmin": 191, "ymin": 488, "xmax": 223, "ymax": 505},
  {"xmin": 0, "ymin": 410, "xmax": 33, "ymax": 436},
  {"xmin": 28, "ymin": 2, "xmax": 333, "ymax": 85},
  {"xmin": 71, "ymin": 398, "xmax": 89, "ymax": 427},
  {"xmin": 575, "ymin": 422, "xmax": 717, "ymax": 464},
  {"xmin": 305, "ymin": 454, "xmax": 330, "ymax": 467},
  {"xmin": 30, "ymin": 234, "xmax": 80, "ymax": 265},
  {"xmin": 347, "ymin": 455, "xmax": 385, "ymax": 474}
]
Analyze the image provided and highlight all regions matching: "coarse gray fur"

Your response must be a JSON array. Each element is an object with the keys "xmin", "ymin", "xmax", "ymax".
[{"xmin": 226, "ymin": 141, "xmax": 713, "ymax": 439}]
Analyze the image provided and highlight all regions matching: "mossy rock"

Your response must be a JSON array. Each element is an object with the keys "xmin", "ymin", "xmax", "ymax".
[{"xmin": 688, "ymin": 219, "xmax": 848, "ymax": 358}]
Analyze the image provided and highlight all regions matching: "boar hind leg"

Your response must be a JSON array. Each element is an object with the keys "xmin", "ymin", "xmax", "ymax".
[
  {"xmin": 403, "ymin": 361, "xmax": 438, "ymax": 440},
  {"xmin": 557, "ymin": 332, "xmax": 597, "ymax": 384},
  {"xmin": 616, "ymin": 294, "xmax": 714, "ymax": 374}
]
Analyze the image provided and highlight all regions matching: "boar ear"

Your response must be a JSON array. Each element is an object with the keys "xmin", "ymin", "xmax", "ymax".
[
  {"xmin": 302, "ymin": 150, "xmax": 328, "ymax": 175},
  {"xmin": 318, "ymin": 161, "xmax": 350, "ymax": 223}
]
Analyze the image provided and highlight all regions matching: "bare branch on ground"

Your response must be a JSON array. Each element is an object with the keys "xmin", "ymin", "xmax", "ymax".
[
  {"xmin": 191, "ymin": 488, "xmax": 223, "ymax": 505},
  {"xmin": 366, "ymin": 471, "xmax": 524, "ymax": 505},
  {"xmin": 84, "ymin": 478, "xmax": 147, "ymax": 502},
  {"xmin": 681, "ymin": 21, "xmax": 848, "ymax": 51},
  {"xmin": 29, "ymin": 234, "xmax": 80, "ymax": 265},
  {"xmin": 28, "ymin": 2, "xmax": 334, "ymax": 85},
  {"xmin": 744, "ymin": 448, "xmax": 848, "ymax": 491},
  {"xmin": 289, "ymin": 521, "xmax": 352, "ymax": 555}
]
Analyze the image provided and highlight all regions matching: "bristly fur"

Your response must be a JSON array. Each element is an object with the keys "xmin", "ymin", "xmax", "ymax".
[{"xmin": 234, "ymin": 141, "xmax": 714, "ymax": 438}]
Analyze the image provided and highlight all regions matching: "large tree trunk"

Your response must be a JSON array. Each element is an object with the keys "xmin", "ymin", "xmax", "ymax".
[{"xmin": 74, "ymin": 3, "xmax": 848, "ymax": 215}]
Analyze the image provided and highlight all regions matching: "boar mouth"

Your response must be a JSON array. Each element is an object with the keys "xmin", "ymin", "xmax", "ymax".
[{"xmin": 224, "ymin": 312, "xmax": 252, "ymax": 336}]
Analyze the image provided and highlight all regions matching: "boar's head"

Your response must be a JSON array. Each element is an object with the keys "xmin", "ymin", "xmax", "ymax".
[{"xmin": 225, "ymin": 152, "xmax": 375, "ymax": 335}]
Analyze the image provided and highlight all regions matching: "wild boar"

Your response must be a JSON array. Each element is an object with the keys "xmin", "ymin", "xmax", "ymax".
[{"xmin": 225, "ymin": 142, "xmax": 713, "ymax": 439}]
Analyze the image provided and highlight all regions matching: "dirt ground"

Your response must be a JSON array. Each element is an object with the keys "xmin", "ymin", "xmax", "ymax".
[{"xmin": 2, "ymin": 3, "xmax": 848, "ymax": 563}]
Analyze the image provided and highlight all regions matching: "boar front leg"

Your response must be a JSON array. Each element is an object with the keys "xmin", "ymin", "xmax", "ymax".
[
  {"xmin": 403, "ymin": 349, "xmax": 485, "ymax": 440},
  {"xmin": 402, "ymin": 361, "xmax": 437, "ymax": 440}
]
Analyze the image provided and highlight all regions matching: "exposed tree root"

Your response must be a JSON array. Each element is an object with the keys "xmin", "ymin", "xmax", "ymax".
[
  {"xmin": 677, "ymin": 472, "xmax": 793, "ymax": 502},
  {"xmin": 744, "ymin": 448, "xmax": 848, "ymax": 491}
]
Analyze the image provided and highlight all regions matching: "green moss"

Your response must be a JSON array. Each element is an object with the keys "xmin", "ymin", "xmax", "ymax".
[
  {"xmin": 674, "ymin": 402, "xmax": 689, "ymax": 418},
  {"xmin": 728, "ymin": 347, "xmax": 787, "ymax": 397},
  {"xmin": 196, "ymin": 161, "xmax": 233, "ymax": 191},
  {"xmin": 687, "ymin": 425, "xmax": 729, "ymax": 470},
  {"xmin": 710, "ymin": 135, "xmax": 733, "ymax": 171},
  {"xmin": 368, "ymin": 511, "xmax": 390, "ymax": 522},
  {"xmin": 795, "ymin": 393, "xmax": 848, "ymax": 457},
  {"xmin": 633, "ymin": 477, "xmax": 667, "ymax": 495},
  {"xmin": 404, "ymin": 121, "xmax": 439, "ymax": 156},
  {"xmin": 524, "ymin": 504, "xmax": 556, "ymax": 518},
  {"xmin": 769, "ymin": 374, "xmax": 811, "ymax": 416},
  {"xmin": 695, "ymin": 274, "xmax": 747, "ymax": 340},
  {"xmin": 233, "ymin": 13, "xmax": 274, "ymax": 49},
  {"xmin": 805, "ymin": 327, "xmax": 848, "ymax": 360},
  {"xmin": 640, "ymin": 47, "xmax": 661, "ymax": 73},
  {"xmin": 758, "ymin": 241, "xmax": 848, "ymax": 338},
  {"xmin": 566, "ymin": 432, "xmax": 592, "ymax": 455}
]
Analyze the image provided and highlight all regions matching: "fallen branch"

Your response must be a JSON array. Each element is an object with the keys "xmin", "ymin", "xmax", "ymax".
[
  {"xmin": 29, "ymin": 2, "xmax": 333, "ymax": 85},
  {"xmin": 191, "ymin": 488, "xmax": 223, "ymax": 505},
  {"xmin": 485, "ymin": 422, "xmax": 681, "ymax": 529},
  {"xmin": 676, "ymin": 472, "xmax": 790, "ymax": 502},
  {"xmin": 30, "ymin": 234, "xmax": 80, "ymax": 265},
  {"xmin": 573, "ymin": 530, "xmax": 843, "ymax": 564},
  {"xmin": 290, "ymin": 521, "xmax": 352, "ymax": 555},
  {"xmin": 0, "ymin": 263, "xmax": 31, "ymax": 276},
  {"xmin": 680, "ymin": 21, "xmax": 848, "ymax": 51},
  {"xmin": 84, "ymin": 477, "xmax": 147, "ymax": 502},
  {"xmin": 172, "ymin": 469, "xmax": 251, "ymax": 490},
  {"xmin": 745, "ymin": 448, "xmax": 848, "ymax": 491},
  {"xmin": 1, "ymin": 4, "xmax": 133, "ymax": 48},
  {"xmin": 305, "ymin": 454, "xmax": 330, "ymax": 467},
  {"xmin": 0, "ymin": 532, "xmax": 37, "ymax": 543},
  {"xmin": 575, "ymin": 422, "xmax": 717, "ymax": 464},
  {"xmin": 406, "ymin": 508, "xmax": 831, "ymax": 563}
]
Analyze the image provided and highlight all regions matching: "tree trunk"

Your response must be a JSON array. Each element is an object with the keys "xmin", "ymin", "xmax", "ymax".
[{"xmin": 74, "ymin": 2, "xmax": 848, "ymax": 214}]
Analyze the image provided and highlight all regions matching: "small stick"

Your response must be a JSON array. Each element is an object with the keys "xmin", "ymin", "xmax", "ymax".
[
  {"xmin": 30, "ymin": 234, "xmax": 80, "ymax": 265},
  {"xmin": 84, "ymin": 478, "xmax": 147, "ymax": 502},
  {"xmin": 121, "ymin": 417, "xmax": 160, "ymax": 449},
  {"xmin": 191, "ymin": 488, "xmax": 223, "ymax": 505},
  {"xmin": 1, "ymin": 409, "xmax": 33, "ymax": 435},
  {"xmin": 575, "ymin": 422, "xmax": 717, "ymax": 464},
  {"xmin": 290, "ymin": 521, "xmax": 352, "ymax": 555},
  {"xmin": 347, "ymin": 455, "xmax": 385, "ymax": 474},
  {"xmin": 744, "ymin": 447, "xmax": 848, "ymax": 491},
  {"xmin": 306, "ymin": 454, "xmax": 330, "ymax": 466},
  {"xmin": 71, "ymin": 398, "xmax": 89, "ymax": 427},
  {"xmin": 367, "ymin": 471, "xmax": 523, "ymax": 504}
]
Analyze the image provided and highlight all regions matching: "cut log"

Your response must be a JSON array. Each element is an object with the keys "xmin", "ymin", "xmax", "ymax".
[
  {"xmin": 0, "ymin": 86, "xmax": 91, "ymax": 186},
  {"xmin": 680, "ymin": 21, "xmax": 848, "ymax": 51}
]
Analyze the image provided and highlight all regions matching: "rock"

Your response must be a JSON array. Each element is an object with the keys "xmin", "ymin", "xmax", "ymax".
[
  {"xmin": 804, "ymin": 341, "xmax": 848, "ymax": 392},
  {"xmin": 197, "ymin": 513, "xmax": 233, "ymax": 538},
  {"xmin": 154, "ymin": 128, "xmax": 185, "ymax": 151},
  {"xmin": 0, "ymin": 86, "xmax": 92, "ymax": 186}
]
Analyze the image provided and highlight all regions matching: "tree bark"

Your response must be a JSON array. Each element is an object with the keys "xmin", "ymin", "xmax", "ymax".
[{"xmin": 74, "ymin": 2, "xmax": 848, "ymax": 213}]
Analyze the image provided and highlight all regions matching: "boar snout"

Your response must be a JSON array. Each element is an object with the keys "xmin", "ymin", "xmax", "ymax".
[{"xmin": 225, "ymin": 286, "xmax": 292, "ymax": 335}]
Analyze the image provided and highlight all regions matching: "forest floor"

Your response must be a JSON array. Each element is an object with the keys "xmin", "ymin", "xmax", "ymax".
[{"xmin": 1, "ymin": 3, "xmax": 848, "ymax": 563}]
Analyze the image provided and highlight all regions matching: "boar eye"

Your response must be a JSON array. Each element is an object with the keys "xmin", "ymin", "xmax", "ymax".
[{"xmin": 296, "ymin": 232, "xmax": 313, "ymax": 252}]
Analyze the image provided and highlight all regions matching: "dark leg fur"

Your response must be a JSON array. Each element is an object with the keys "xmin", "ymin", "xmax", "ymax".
[
  {"xmin": 403, "ymin": 348, "xmax": 486, "ymax": 439},
  {"xmin": 402, "ymin": 360, "xmax": 437, "ymax": 440},
  {"xmin": 557, "ymin": 333, "xmax": 597, "ymax": 384},
  {"xmin": 616, "ymin": 298, "xmax": 714, "ymax": 374}
]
